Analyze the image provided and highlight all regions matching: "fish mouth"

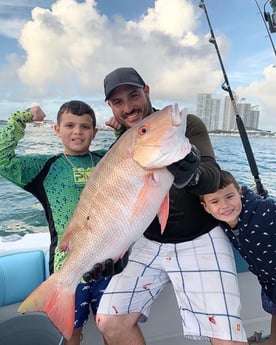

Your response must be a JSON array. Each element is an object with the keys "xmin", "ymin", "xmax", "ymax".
[
  {"xmin": 131, "ymin": 102, "xmax": 191, "ymax": 169},
  {"xmin": 170, "ymin": 104, "xmax": 182, "ymax": 126}
]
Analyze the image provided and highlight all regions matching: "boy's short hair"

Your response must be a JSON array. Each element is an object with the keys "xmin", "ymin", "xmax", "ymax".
[
  {"xmin": 200, "ymin": 170, "xmax": 240, "ymax": 202},
  {"xmin": 219, "ymin": 170, "xmax": 240, "ymax": 190},
  {"xmin": 57, "ymin": 100, "xmax": 96, "ymax": 128}
]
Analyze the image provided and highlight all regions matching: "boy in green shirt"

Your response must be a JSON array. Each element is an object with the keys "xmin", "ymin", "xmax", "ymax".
[{"xmin": 0, "ymin": 100, "xmax": 109, "ymax": 345}]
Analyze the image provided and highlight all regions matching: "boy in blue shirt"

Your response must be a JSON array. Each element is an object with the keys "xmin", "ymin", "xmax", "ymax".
[{"xmin": 201, "ymin": 170, "xmax": 276, "ymax": 345}]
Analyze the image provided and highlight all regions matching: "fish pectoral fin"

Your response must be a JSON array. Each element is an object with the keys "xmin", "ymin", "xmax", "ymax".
[
  {"xmin": 18, "ymin": 274, "xmax": 75, "ymax": 340},
  {"xmin": 130, "ymin": 174, "xmax": 169, "ymax": 231},
  {"xmin": 158, "ymin": 193, "xmax": 169, "ymax": 234},
  {"xmin": 130, "ymin": 174, "xmax": 157, "ymax": 223}
]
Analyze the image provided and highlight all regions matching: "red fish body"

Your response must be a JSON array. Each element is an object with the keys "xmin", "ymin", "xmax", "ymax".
[{"xmin": 18, "ymin": 104, "xmax": 191, "ymax": 340}]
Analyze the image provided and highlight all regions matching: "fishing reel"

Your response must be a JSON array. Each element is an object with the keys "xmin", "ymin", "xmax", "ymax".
[{"xmin": 249, "ymin": 182, "xmax": 268, "ymax": 199}]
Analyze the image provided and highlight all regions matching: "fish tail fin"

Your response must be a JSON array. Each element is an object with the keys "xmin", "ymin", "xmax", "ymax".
[{"xmin": 18, "ymin": 273, "xmax": 75, "ymax": 340}]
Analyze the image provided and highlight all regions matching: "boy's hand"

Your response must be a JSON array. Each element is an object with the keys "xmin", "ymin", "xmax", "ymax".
[{"xmin": 31, "ymin": 105, "xmax": 46, "ymax": 122}]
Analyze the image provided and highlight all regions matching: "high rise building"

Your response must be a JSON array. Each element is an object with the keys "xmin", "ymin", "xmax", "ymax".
[
  {"xmin": 196, "ymin": 93, "xmax": 220, "ymax": 131},
  {"xmin": 250, "ymin": 106, "xmax": 260, "ymax": 130},
  {"xmin": 237, "ymin": 100, "xmax": 260, "ymax": 130},
  {"xmin": 197, "ymin": 93, "xmax": 260, "ymax": 131},
  {"xmin": 222, "ymin": 96, "xmax": 237, "ymax": 131},
  {"xmin": 222, "ymin": 97, "xmax": 260, "ymax": 131}
]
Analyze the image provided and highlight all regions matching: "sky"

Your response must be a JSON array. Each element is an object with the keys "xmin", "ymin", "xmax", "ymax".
[{"xmin": 0, "ymin": 0, "xmax": 275, "ymax": 130}]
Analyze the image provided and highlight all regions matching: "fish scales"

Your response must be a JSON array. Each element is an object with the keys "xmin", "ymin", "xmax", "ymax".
[{"xmin": 18, "ymin": 104, "xmax": 191, "ymax": 340}]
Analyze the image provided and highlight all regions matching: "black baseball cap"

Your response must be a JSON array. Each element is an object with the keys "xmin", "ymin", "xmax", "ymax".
[{"xmin": 104, "ymin": 67, "xmax": 146, "ymax": 101}]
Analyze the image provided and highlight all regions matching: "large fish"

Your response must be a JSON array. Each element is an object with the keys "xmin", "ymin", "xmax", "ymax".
[{"xmin": 18, "ymin": 103, "xmax": 191, "ymax": 339}]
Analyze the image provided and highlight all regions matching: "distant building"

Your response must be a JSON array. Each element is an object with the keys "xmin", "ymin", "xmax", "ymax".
[
  {"xmin": 197, "ymin": 93, "xmax": 260, "ymax": 131},
  {"xmin": 248, "ymin": 105, "xmax": 260, "ymax": 130},
  {"xmin": 196, "ymin": 93, "xmax": 220, "ymax": 131},
  {"xmin": 222, "ymin": 95, "xmax": 236, "ymax": 131},
  {"xmin": 216, "ymin": 95, "xmax": 260, "ymax": 131}
]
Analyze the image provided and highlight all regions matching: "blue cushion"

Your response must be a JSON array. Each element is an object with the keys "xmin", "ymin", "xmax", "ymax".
[
  {"xmin": 44, "ymin": 250, "xmax": 50, "ymax": 278},
  {"xmin": 0, "ymin": 251, "xmax": 46, "ymax": 306}
]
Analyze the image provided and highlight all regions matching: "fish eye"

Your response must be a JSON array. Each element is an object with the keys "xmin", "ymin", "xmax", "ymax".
[{"xmin": 138, "ymin": 126, "xmax": 147, "ymax": 135}]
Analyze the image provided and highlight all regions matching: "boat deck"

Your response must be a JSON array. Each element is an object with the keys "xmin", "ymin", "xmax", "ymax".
[
  {"xmin": 0, "ymin": 234, "xmax": 271, "ymax": 345},
  {"xmin": 80, "ymin": 272, "xmax": 270, "ymax": 345}
]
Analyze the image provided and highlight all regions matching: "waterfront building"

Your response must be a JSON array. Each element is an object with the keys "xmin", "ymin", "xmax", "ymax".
[{"xmin": 196, "ymin": 93, "xmax": 220, "ymax": 131}]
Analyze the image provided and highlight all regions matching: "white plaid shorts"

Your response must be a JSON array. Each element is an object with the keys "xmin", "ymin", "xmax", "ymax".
[{"xmin": 98, "ymin": 226, "xmax": 248, "ymax": 342}]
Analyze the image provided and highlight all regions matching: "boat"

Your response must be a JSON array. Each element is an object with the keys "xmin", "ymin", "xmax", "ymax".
[
  {"xmin": 0, "ymin": 1, "xmax": 273, "ymax": 342},
  {"xmin": 0, "ymin": 232, "xmax": 271, "ymax": 345}
]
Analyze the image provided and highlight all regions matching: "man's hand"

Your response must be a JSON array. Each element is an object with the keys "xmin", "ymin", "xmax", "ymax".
[
  {"xmin": 31, "ymin": 105, "xmax": 46, "ymax": 122},
  {"xmin": 82, "ymin": 250, "xmax": 129, "ymax": 282},
  {"xmin": 105, "ymin": 117, "xmax": 122, "ymax": 130},
  {"xmin": 167, "ymin": 145, "xmax": 201, "ymax": 188}
]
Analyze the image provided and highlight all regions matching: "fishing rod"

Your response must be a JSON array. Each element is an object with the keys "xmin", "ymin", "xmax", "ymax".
[
  {"xmin": 198, "ymin": 0, "xmax": 267, "ymax": 198},
  {"xmin": 254, "ymin": 0, "xmax": 276, "ymax": 56}
]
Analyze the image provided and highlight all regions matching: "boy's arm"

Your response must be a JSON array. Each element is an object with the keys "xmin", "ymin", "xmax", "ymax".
[{"xmin": 0, "ymin": 107, "xmax": 46, "ymax": 187}]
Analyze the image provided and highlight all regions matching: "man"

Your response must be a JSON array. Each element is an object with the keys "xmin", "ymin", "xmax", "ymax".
[{"xmin": 96, "ymin": 67, "xmax": 249, "ymax": 345}]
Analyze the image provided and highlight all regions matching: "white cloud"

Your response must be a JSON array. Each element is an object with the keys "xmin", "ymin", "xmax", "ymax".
[
  {"xmin": 136, "ymin": 0, "xmax": 199, "ymax": 37},
  {"xmin": 18, "ymin": 0, "xmax": 107, "ymax": 89},
  {"xmin": 0, "ymin": 18, "xmax": 26, "ymax": 39},
  {"xmin": 17, "ymin": 0, "xmax": 222, "ymax": 98},
  {"xmin": 237, "ymin": 65, "xmax": 276, "ymax": 130},
  {"xmin": 0, "ymin": 0, "xmax": 275, "ymax": 130}
]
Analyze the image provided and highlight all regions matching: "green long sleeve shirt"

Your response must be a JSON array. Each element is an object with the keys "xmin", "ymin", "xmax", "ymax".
[{"xmin": 0, "ymin": 110, "xmax": 106, "ymax": 273}]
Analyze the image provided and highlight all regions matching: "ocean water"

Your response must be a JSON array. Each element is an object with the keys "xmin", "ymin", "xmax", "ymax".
[{"xmin": 0, "ymin": 124, "xmax": 275, "ymax": 237}]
